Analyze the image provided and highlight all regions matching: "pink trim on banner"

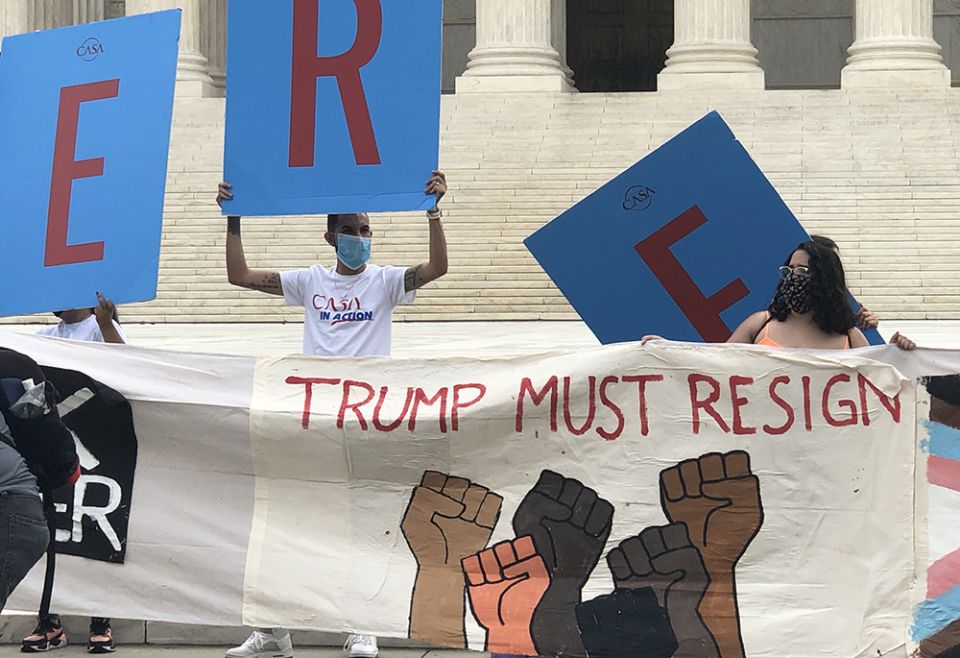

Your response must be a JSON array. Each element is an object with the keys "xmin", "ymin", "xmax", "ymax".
[
  {"xmin": 929, "ymin": 455, "xmax": 960, "ymax": 493},
  {"xmin": 929, "ymin": 548, "xmax": 960, "ymax": 599}
]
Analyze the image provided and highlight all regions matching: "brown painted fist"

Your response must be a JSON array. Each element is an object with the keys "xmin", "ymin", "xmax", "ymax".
[
  {"xmin": 659, "ymin": 451, "xmax": 763, "ymax": 569},
  {"xmin": 401, "ymin": 471, "xmax": 502, "ymax": 568}
]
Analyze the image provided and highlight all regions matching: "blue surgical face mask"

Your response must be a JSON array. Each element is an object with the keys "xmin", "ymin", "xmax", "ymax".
[{"xmin": 337, "ymin": 234, "xmax": 371, "ymax": 270}]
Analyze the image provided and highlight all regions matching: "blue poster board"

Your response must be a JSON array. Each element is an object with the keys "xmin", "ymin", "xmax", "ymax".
[
  {"xmin": 223, "ymin": 0, "xmax": 443, "ymax": 216},
  {"xmin": 524, "ymin": 112, "xmax": 884, "ymax": 346},
  {"xmin": 0, "ymin": 10, "xmax": 180, "ymax": 318}
]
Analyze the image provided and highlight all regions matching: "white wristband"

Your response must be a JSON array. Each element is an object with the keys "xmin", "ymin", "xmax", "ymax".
[{"xmin": 427, "ymin": 208, "xmax": 442, "ymax": 221}]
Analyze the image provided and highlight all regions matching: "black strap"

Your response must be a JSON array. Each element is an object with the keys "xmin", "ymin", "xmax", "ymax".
[
  {"xmin": 37, "ymin": 481, "xmax": 57, "ymax": 619},
  {"xmin": 752, "ymin": 314, "xmax": 773, "ymax": 344}
]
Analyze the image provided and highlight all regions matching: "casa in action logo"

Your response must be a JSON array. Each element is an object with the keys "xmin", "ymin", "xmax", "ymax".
[
  {"xmin": 77, "ymin": 37, "xmax": 104, "ymax": 62},
  {"xmin": 622, "ymin": 185, "xmax": 656, "ymax": 212}
]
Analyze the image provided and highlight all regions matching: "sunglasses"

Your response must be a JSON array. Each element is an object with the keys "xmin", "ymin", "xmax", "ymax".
[{"xmin": 779, "ymin": 265, "xmax": 811, "ymax": 279}]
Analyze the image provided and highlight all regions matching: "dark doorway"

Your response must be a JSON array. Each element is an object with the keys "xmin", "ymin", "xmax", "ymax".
[{"xmin": 567, "ymin": 0, "xmax": 674, "ymax": 92}]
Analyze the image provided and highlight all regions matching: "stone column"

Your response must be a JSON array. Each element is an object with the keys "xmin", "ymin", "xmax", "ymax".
[
  {"xmin": 126, "ymin": 0, "xmax": 215, "ymax": 96},
  {"xmin": 73, "ymin": 0, "xmax": 106, "ymax": 23},
  {"xmin": 658, "ymin": 0, "xmax": 764, "ymax": 90},
  {"xmin": 200, "ymin": 0, "xmax": 226, "ymax": 94},
  {"xmin": 841, "ymin": 0, "xmax": 949, "ymax": 88},
  {"xmin": 0, "ymin": 0, "xmax": 30, "ymax": 40},
  {"xmin": 456, "ymin": 0, "xmax": 574, "ymax": 93}
]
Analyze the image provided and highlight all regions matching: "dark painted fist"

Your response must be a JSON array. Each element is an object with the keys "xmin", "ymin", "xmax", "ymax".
[
  {"xmin": 513, "ymin": 470, "xmax": 614, "ymax": 590},
  {"xmin": 576, "ymin": 587, "xmax": 677, "ymax": 658},
  {"xmin": 607, "ymin": 523, "xmax": 719, "ymax": 658}
]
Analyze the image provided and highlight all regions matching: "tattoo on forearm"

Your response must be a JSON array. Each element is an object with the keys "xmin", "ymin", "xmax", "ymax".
[
  {"xmin": 405, "ymin": 264, "xmax": 425, "ymax": 291},
  {"xmin": 227, "ymin": 217, "xmax": 241, "ymax": 236},
  {"xmin": 247, "ymin": 272, "xmax": 280, "ymax": 292}
]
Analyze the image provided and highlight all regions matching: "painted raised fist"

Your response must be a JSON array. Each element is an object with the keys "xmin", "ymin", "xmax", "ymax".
[
  {"xmin": 402, "ymin": 470, "xmax": 502, "ymax": 568},
  {"xmin": 463, "ymin": 535, "xmax": 549, "ymax": 655},
  {"xmin": 576, "ymin": 587, "xmax": 677, "ymax": 658},
  {"xmin": 608, "ymin": 524, "xmax": 719, "ymax": 658},
  {"xmin": 513, "ymin": 470, "xmax": 614, "ymax": 657},
  {"xmin": 659, "ymin": 451, "xmax": 763, "ymax": 568}
]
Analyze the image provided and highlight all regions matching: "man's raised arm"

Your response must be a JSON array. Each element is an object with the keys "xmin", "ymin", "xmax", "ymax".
[
  {"xmin": 218, "ymin": 182, "xmax": 283, "ymax": 296},
  {"xmin": 405, "ymin": 171, "xmax": 449, "ymax": 293}
]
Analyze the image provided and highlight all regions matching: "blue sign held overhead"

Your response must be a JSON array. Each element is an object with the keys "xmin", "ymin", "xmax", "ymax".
[
  {"xmin": 0, "ymin": 10, "xmax": 181, "ymax": 318},
  {"xmin": 524, "ymin": 112, "xmax": 884, "ymax": 346},
  {"xmin": 223, "ymin": 0, "xmax": 443, "ymax": 217}
]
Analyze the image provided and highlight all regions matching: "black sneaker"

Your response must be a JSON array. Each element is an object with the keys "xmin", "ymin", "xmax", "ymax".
[
  {"xmin": 87, "ymin": 618, "xmax": 116, "ymax": 654},
  {"xmin": 21, "ymin": 614, "xmax": 67, "ymax": 653}
]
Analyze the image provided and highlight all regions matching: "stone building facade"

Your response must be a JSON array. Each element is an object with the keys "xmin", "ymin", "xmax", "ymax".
[
  {"xmin": 1, "ymin": 1, "xmax": 959, "ymax": 324},
  {"xmin": 6, "ymin": 1, "xmax": 960, "ymax": 93}
]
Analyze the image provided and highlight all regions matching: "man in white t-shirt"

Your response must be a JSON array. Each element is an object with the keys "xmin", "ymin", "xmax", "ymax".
[
  {"xmin": 216, "ymin": 171, "xmax": 448, "ymax": 658},
  {"xmin": 26, "ymin": 291, "xmax": 123, "ymax": 654},
  {"xmin": 37, "ymin": 292, "xmax": 126, "ymax": 345}
]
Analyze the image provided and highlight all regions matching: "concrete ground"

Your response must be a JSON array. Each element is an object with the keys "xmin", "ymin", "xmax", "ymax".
[
  {"xmin": 3, "ymin": 320, "xmax": 959, "ymax": 357},
  {"xmin": 0, "ymin": 635, "xmax": 467, "ymax": 658},
  {"xmin": 0, "ymin": 615, "xmax": 469, "ymax": 653}
]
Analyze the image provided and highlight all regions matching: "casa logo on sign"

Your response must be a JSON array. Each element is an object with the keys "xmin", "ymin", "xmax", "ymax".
[
  {"xmin": 76, "ymin": 37, "xmax": 104, "ymax": 62},
  {"xmin": 622, "ymin": 185, "xmax": 656, "ymax": 212}
]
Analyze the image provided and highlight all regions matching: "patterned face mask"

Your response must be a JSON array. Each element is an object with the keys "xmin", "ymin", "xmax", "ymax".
[{"xmin": 782, "ymin": 272, "xmax": 812, "ymax": 314}]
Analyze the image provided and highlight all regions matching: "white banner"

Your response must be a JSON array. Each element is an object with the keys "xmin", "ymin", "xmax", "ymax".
[{"xmin": 0, "ymin": 332, "xmax": 924, "ymax": 658}]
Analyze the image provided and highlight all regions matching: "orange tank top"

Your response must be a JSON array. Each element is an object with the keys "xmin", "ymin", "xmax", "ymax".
[{"xmin": 754, "ymin": 313, "xmax": 850, "ymax": 349}]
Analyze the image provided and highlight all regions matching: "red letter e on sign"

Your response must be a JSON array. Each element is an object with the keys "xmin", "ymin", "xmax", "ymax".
[
  {"xmin": 289, "ymin": 0, "xmax": 383, "ymax": 167},
  {"xmin": 45, "ymin": 79, "xmax": 120, "ymax": 267},
  {"xmin": 635, "ymin": 205, "xmax": 749, "ymax": 342}
]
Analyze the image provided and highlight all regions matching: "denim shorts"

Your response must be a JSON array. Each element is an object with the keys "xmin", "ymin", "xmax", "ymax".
[{"xmin": 0, "ymin": 490, "xmax": 49, "ymax": 613}]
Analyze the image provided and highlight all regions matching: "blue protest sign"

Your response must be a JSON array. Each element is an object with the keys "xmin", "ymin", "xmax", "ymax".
[
  {"xmin": 223, "ymin": 0, "xmax": 443, "ymax": 216},
  {"xmin": 0, "ymin": 10, "xmax": 180, "ymax": 318},
  {"xmin": 524, "ymin": 112, "xmax": 884, "ymax": 346}
]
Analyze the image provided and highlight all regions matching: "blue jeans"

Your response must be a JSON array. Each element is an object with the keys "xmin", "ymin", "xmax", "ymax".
[{"xmin": 0, "ymin": 491, "xmax": 49, "ymax": 613}]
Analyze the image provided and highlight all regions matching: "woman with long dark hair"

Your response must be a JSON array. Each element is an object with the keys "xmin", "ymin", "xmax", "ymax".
[{"xmin": 727, "ymin": 240, "xmax": 915, "ymax": 349}]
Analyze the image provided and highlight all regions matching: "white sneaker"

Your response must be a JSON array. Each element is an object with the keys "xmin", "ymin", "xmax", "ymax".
[
  {"xmin": 226, "ymin": 630, "xmax": 294, "ymax": 658},
  {"xmin": 344, "ymin": 634, "xmax": 378, "ymax": 658}
]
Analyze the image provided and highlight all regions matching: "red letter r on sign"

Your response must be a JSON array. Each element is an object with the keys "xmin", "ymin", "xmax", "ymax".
[
  {"xmin": 634, "ymin": 205, "xmax": 750, "ymax": 342},
  {"xmin": 289, "ymin": 0, "xmax": 383, "ymax": 168},
  {"xmin": 45, "ymin": 79, "xmax": 120, "ymax": 267}
]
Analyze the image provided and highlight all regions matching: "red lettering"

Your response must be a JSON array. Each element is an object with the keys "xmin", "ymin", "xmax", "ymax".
[
  {"xmin": 730, "ymin": 375, "xmax": 756, "ymax": 435},
  {"xmin": 285, "ymin": 376, "xmax": 341, "ymax": 429},
  {"xmin": 338, "ymin": 380, "xmax": 376, "ymax": 429},
  {"xmin": 822, "ymin": 374, "xmax": 857, "ymax": 427},
  {"xmin": 858, "ymin": 374, "xmax": 902, "ymax": 425},
  {"xmin": 623, "ymin": 374, "xmax": 664, "ymax": 436},
  {"xmin": 688, "ymin": 374, "xmax": 730, "ymax": 434},
  {"xmin": 409, "ymin": 387, "xmax": 448, "ymax": 433},
  {"xmin": 289, "ymin": 0, "xmax": 382, "ymax": 167},
  {"xmin": 802, "ymin": 375, "xmax": 813, "ymax": 431},
  {"xmin": 634, "ymin": 206, "xmax": 749, "ymax": 342},
  {"xmin": 562, "ymin": 376, "xmax": 597, "ymax": 437},
  {"xmin": 596, "ymin": 376, "xmax": 624, "ymax": 441},
  {"xmin": 451, "ymin": 384, "xmax": 486, "ymax": 432},
  {"xmin": 45, "ymin": 80, "xmax": 119, "ymax": 267},
  {"xmin": 516, "ymin": 376, "xmax": 559, "ymax": 433},
  {"xmin": 312, "ymin": 294, "xmax": 324, "ymax": 310},
  {"xmin": 763, "ymin": 375, "xmax": 794, "ymax": 435},
  {"xmin": 372, "ymin": 386, "xmax": 413, "ymax": 432}
]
